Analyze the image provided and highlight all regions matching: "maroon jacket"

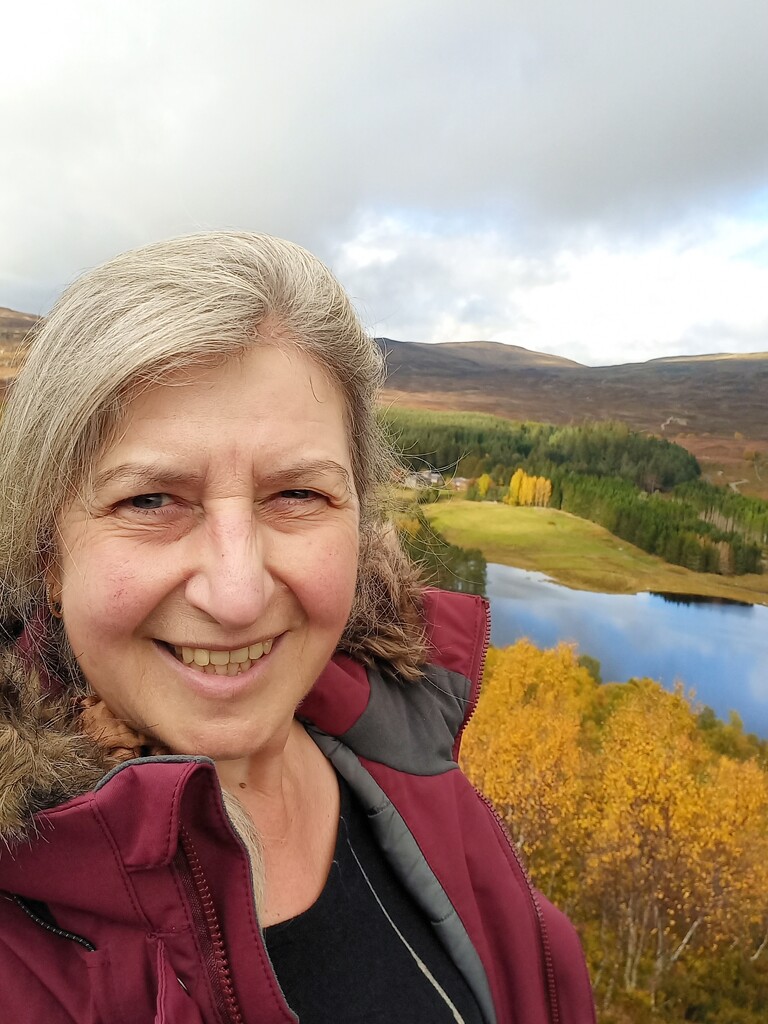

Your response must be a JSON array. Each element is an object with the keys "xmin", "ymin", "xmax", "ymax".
[{"xmin": 0, "ymin": 590, "xmax": 596, "ymax": 1023}]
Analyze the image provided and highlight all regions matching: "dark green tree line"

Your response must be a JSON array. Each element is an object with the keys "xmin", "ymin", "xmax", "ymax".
[
  {"xmin": 382, "ymin": 409, "xmax": 700, "ymax": 491},
  {"xmin": 383, "ymin": 408, "xmax": 766, "ymax": 576}
]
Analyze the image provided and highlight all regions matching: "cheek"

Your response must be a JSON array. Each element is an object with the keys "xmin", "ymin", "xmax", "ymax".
[
  {"xmin": 61, "ymin": 561, "xmax": 153, "ymax": 643},
  {"xmin": 299, "ymin": 530, "xmax": 359, "ymax": 625}
]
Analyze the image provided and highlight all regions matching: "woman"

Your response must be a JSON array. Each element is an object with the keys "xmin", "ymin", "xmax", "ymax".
[{"xmin": 0, "ymin": 233, "xmax": 595, "ymax": 1023}]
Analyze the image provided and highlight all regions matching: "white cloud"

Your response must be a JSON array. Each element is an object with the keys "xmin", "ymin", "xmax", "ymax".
[
  {"xmin": 2, "ymin": 1, "xmax": 768, "ymax": 363},
  {"xmin": 336, "ymin": 212, "xmax": 768, "ymax": 365}
]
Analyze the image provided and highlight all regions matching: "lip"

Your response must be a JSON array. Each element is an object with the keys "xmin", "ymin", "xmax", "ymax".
[{"xmin": 152, "ymin": 636, "xmax": 279, "ymax": 701}]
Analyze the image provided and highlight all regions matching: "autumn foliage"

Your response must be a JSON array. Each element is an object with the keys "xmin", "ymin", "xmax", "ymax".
[
  {"xmin": 460, "ymin": 641, "xmax": 768, "ymax": 1022},
  {"xmin": 506, "ymin": 467, "xmax": 553, "ymax": 507}
]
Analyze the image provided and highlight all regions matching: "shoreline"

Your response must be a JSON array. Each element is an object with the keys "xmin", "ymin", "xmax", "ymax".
[{"xmin": 422, "ymin": 500, "xmax": 768, "ymax": 607}]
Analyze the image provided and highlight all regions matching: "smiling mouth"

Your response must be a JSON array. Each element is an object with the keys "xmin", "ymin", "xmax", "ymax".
[{"xmin": 165, "ymin": 640, "xmax": 274, "ymax": 676}]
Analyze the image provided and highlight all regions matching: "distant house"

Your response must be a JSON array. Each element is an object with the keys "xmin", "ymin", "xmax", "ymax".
[
  {"xmin": 450, "ymin": 477, "xmax": 470, "ymax": 491},
  {"xmin": 403, "ymin": 469, "xmax": 446, "ymax": 489}
]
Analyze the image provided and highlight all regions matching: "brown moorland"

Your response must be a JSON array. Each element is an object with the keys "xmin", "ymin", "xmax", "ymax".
[
  {"xmin": 377, "ymin": 338, "xmax": 768, "ymax": 498},
  {"xmin": 0, "ymin": 306, "xmax": 39, "ymax": 343},
  {"xmin": 0, "ymin": 307, "xmax": 39, "ymax": 378}
]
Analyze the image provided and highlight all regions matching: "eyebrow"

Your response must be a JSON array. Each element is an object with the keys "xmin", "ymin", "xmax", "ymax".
[{"xmin": 91, "ymin": 458, "xmax": 353, "ymax": 494}]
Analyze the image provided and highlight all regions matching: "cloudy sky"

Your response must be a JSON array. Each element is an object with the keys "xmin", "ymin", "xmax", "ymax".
[{"xmin": 2, "ymin": 0, "xmax": 767, "ymax": 365}]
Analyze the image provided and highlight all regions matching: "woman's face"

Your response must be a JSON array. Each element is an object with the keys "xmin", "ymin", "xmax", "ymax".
[{"xmin": 53, "ymin": 344, "xmax": 360, "ymax": 761}]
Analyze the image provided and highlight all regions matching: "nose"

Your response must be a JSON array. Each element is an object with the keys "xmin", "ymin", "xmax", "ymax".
[{"xmin": 183, "ymin": 506, "xmax": 275, "ymax": 630}]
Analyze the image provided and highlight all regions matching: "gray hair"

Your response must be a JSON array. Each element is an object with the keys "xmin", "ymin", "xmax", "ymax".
[{"xmin": 0, "ymin": 232, "xmax": 426, "ymax": 679}]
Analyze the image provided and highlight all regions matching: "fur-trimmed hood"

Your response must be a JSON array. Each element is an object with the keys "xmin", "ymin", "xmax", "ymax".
[
  {"xmin": 0, "ymin": 647, "xmax": 111, "ymax": 847},
  {"xmin": 0, "ymin": 624, "xmax": 168, "ymax": 848}
]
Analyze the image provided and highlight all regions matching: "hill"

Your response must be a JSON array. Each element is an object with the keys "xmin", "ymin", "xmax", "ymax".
[
  {"xmin": 0, "ymin": 307, "xmax": 39, "ymax": 378},
  {"xmin": 0, "ymin": 306, "xmax": 39, "ymax": 343},
  {"xmin": 377, "ymin": 337, "xmax": 768, "ymax": 439},
  {"xmin": 377, "ymin": 338, "xmax": 768, "ymax": 495}
]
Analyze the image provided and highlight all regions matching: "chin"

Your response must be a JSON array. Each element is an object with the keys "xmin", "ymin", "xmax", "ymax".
[{"xmin": 162, "ymin": 720, "xmax": 282, "ymax": 763}]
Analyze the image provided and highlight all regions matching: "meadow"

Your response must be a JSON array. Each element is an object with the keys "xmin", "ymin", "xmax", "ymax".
[{"xmin": 423, "ymin": 498, "xmax": 768, "ymax": 605}]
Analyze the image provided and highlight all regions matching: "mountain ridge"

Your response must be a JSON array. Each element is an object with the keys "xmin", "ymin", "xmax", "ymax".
[
  {"xmin": 2, "ymin": 308, "xmax": 766, "ymax": 444},
  {"xmin": 0, "ymin": 307, "xmax": 40, "ymax": 347},
  {"xmin": 375, "ymin": 337, "xmax": 768, "ymax": 445}
]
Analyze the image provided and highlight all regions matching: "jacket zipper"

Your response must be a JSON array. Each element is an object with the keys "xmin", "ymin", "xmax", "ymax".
[
  {"xmin": 476, "ymin": 789, "xmax": 561, "ymax": 1024},
  {"xmin": 452, "ymin": 595, "xmax": 492, "ymax": 758},
  {"xmin": 176, "ymin": 826, "xmax": 246, "ymax": 1024},
  {"xmin": 9, "ymin": 893, "xmax": 96, "ymax": 952}
]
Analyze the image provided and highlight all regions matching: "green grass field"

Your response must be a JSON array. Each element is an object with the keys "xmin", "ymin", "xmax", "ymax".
[{"xmin": 422, "ymin": 499, "xmax": 768, "ymax": 606}]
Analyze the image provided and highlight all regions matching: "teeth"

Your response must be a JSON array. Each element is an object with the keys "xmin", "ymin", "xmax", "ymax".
[{"xmin": 169, "ymin": 638, "xmax": 275, "ymax": 674}]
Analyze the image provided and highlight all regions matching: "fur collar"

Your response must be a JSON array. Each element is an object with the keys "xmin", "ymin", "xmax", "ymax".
[{"xmin": 0, "ymin": 647, "xmax": 109, "ymax": 847}]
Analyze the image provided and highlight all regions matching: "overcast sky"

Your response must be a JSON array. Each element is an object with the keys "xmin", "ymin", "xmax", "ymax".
[{"xmin": 2, "ymin": 0, "xmax": 768, "ymax": 365}]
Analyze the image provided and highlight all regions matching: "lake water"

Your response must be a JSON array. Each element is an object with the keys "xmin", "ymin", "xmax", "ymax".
[{"xmin": 484, "ymin": 562, "xmax": 768, "ymax": 737}]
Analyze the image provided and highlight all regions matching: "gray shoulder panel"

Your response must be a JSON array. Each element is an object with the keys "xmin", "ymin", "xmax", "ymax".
[
  {"xmin": 309, "ymin": 730, "xmax": 497, "ymax": 1024},
  {"xmin": 337, "ymin": 664, "xmax": 472, "ymax": 776}
]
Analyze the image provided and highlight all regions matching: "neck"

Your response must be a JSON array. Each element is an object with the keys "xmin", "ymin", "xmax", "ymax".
[
  {"xmin": 214, "ymin": 718, "xmax": 315, "ymax": 841},
  {"xmin": 214, "ymin": 718, "xmax": 341, "ymax": 925}
]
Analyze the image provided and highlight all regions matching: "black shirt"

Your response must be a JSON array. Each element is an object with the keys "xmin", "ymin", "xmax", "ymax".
[{"xmin": 263, "ymin": 774, "xmax": 485, "ymax": 1023}]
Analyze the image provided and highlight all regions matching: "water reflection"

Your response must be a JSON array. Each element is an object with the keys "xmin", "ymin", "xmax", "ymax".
[
  {"xmin": 401, "ymin": 516, "xmax": 487, "ymax": 595},
  {"xmin": 651, "ymin": 591, "xmax": 752, "ymax": 608},
  {"xmin": 483, "ymin": 563, "xmax": 768, "ymax": 737}
]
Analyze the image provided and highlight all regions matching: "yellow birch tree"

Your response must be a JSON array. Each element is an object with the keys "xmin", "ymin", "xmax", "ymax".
[
  {"xmin": 461, "ymin": 641, "xmax": 595, "ymax": 909},
  {"xmin": 507, "ymin": 468, "xmax": 525, "ymax": 506},
  {"xmin": 476, "ymin": 472, "xmax": 493, "ymax": 499}
]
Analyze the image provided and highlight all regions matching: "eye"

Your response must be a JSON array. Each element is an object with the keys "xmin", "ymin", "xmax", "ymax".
[
  {"xmin": 279, "ymin": 489, "xmax": 320, "ymax": 501},
  {"xmin": 127, "ymin": 493, "xmax": 173, "ymax": 510}
]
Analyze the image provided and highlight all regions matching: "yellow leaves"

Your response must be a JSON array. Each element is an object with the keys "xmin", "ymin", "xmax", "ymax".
[
  {"xmin": 590, "ymin": 683, "xmax": 701, "ymax": 850},
  {"xmin": 505, "ymin": 467, "xmax": 552, "ymax": 507},
  {"xmin": 396, "ymin": 515, "xmax": 421, "ymax": 538},
  {"xmin": 689, "ymin": 757, "xmax": 768, "ymax": 943},
  {"xmin": 589, "ymin": 682, "xmax": 768, "ymax": 958},
  {"xmin": 535, "ymin": 476, "xmax": 553, "ymax": 507},
  {"xmin": 476, "ymin": 473, "xmax": 493, "ymax": 499},
  {"xmin": 461, "ymin": 639, "xmax": 768, "ymax": 1003},
  {"xmin": 507, "ymin": 468, "xmax": 524, "ymax": 505},
  {"xmin": 461, "ymin": 641, "xmax": 596, "ymax": 900}
]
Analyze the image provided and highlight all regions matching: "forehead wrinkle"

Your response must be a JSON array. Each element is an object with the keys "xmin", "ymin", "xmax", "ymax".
[{"xmin": 91, "ymin": 457, "xmax": 354, "ymax": 495}]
